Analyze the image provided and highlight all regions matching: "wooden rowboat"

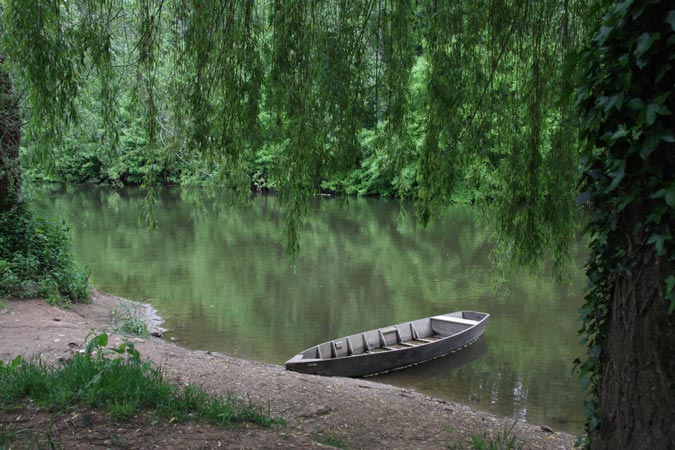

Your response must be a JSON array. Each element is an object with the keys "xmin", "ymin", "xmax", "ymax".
[{"xmin": 285, "ymin": 311, "xmax": 489, "ymax": 377}]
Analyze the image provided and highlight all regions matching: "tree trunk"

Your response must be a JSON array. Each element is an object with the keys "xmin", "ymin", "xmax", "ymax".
[
  {"xmin": 0, "ymin": 56, "xmax": 22, "ymax": 213},
  {"xmin": 591, "ymin": 203, "xmax": 675, "ymax": 449}
]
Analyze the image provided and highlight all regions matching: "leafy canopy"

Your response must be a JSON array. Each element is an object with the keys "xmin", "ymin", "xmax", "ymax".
[{"xmin": 2, "ymin": 0, "xmax": 582, "ymax": 269}]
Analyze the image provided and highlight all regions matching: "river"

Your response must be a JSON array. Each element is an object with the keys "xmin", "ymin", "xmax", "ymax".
[{"xmin": 33, "ymin": 184, "xmax": 586, "ymax": 434}]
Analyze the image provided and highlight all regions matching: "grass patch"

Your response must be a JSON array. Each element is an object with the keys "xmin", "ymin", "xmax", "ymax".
[
  {"xmin": 316, "ymin": 434, "xmax": 350, "ymax": 449},
  {"xmin": 106, "ymin": 433, "xmax": 130, "ymax": 449},
  {"xmin": 0, "ymin": 424, "xmax": 61, "ymax": 450},
  {"xmin": 0, "ymin": 424, "xmax": 18, "ymax": 448},
  {"xmin": 111, "ymin": 303, "xmax": 150, "ymax": 338},
  {"xmin": 0, "ymin": 333, "xmax": 284, "ymax": 429},
  {"xmin": 447, "ymin": 422, "xmax": 523, "ymax": 450}
]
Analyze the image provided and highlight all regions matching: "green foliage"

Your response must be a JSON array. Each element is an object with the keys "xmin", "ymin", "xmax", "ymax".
[
  {"xmin": 11, "ymin": 1, "xmax": 576, "ymax": 230},
  {"xmin": 316, "ymin": 434, "xmax": 350, "ymax": 449},
  {"xmin": 4, "ymin": 0, "xmax": 584, "ymax": 264},
  {"xmin": 321, "ymin": 129, "xmax": 401, "ymax": 198},
  {"xmin": 20, "ymin": 75, "xmax": 181, "ymax": 187},
  {"xmin": 447, "ymin": 422, "xmax": 523, "ymax": 450},
  {"xmin": 0, "ymin": 424, "xmax": 19, "ymax": 448},
  {"xmin": 111, "ymin": 303, "xmax": 150, "ymax": 338},
  {"xmin": 1, "ymin": 0, "xmax": 117, "ymax": 142},
  {"xmin": 0, "ymin": 202, "xmax": 89, "ymax": 303},
  {"xmin": 0, "ymin": 333, "xmax": 284, "ymax": 428},
  {"xmin": 574, "ymin": 0, "xmax": 675, "ymax": 445}
]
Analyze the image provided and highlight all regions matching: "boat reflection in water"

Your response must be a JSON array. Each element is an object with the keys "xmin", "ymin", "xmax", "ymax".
[{"xmin": 372, "ymin": 336, "xmax": 488, "ymax": 382}]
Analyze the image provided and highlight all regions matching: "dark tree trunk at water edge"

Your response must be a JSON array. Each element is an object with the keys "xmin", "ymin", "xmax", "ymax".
[
  {"xmin": 576, "ymin": 2, "xmax": 675, "ymax": 448},
  {"xmin": 0, "ymin": 57, "xmax": 21, "ymax": 213},
  {"xmin": 592, "ymin": 205, "xmax": 675, "ymax": 449}
]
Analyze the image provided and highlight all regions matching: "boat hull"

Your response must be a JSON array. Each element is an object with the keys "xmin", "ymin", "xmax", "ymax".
[{"xmin": 285, "ymin": 311, "xmax": 488, "ymax": 377}]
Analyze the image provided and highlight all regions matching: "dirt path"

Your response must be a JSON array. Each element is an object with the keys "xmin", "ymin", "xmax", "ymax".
[{"xmin": 0, "ymin": 292, "xmax": 579, "ymax": 449}]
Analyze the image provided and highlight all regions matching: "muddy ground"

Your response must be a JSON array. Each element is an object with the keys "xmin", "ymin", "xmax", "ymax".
[{"xmin": 0, "ymin": 291, "xmax": 579, "ymax": 449}]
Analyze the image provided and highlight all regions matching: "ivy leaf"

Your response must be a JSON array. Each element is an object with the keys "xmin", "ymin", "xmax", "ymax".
[
  {"xmin": 645, "ymin": 104, "xmax": 658, "ymax": 126},
  {"xmin": 588, "ymin": 415, "xmax": 600, "ymax": 432},
  {"xmin": 576, "ymin": 191, "xmax": 592, "ymax": 206},
  {"xmin": 667, "ymin": 275, "xmax": 675, "ymax": 315},
  {"xmin": 615, "ymin": 0, "xmax": 631, "ymax": 16},
  {"xmin": 645, "ymin": 102, "xmax": 670, "ymax": 126},
  {"xmin": 626, "ymin": 98, "xmax": 645, "ymax": 110},
  {"xmin": 598, "ymin": 94, "xmax": 624, "ymax": 113},
  {"xmin": 655, "ymin": 63, "xmax": 671, "ymax": 83},
  {"xmin": 617, "ymin": 53, "xmax": 629, "ymax": 67},
  {"xmin": 666, "ymin": 275, "xmax": 675, "ymax": 294},
  {"xmin": 646, "ymin": 206, "xmax": 667, "ymax": 225},
  {"xmin": 616, "ymin": 192, "xmax": 635, "ymax": 212},
  {"xmin": 658, "ymin": 129, "xmax": 674, "ymax": 143},
  {"xmin": 653, "ymin": 183, "xmax": 675, "ymax": 208},
  {"xmin": 595, "ymin": 25, "xmax": 613, "ymax": 44},
  {"xmin": 665, "ymin": 186, "xmax": 675, "ymax": 208},
  {"xmin": 638, "ymin": 129, "xmax": 674, "ymax": 159},
  {"xmin": 640, "ymin": 132, "xmax": 661, "ymax": 159},
  {"xmin": 608, "ymin": 125, "xmax": 629, "ymax": 144},
  {"xmin": 634, "ymin": 32, "xmax": 659, "ymax": 69},
  {"xmin": 666, "ymin": 11, "xmax": 675, "ymax": 32},
  {"xmin": 605, "ymin": 161, "xmax": 625, "ymax": 192},
  {"xmin": 575, "ymin": 86, "xmax": 591, "ymax": 108},
  {"xmin": 667, "ymin": 276, "xmax": 675, "ymax": 314},
  {"xmin": 647, "ymin": 233, "xmax": 672, "ymax": 255},
  {"xmin": 589, "ymin": 345, "xmax": 601, "ymax": 359},
  {"xmin": 635, "ymin": 32, "xmax": 657, "ymax": 56}
]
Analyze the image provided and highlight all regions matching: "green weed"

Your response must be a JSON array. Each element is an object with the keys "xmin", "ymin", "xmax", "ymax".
[
  {"xmin": 0, "ymin": 424, "xmax": 17, "ymax": 449},
  {"xmin": 0, "ymin": 425, "xmax": 59, "ymax": 450},
  {"xmin": 107, "ymin": 433, "xmax": 130, "ymax": 449},
  {"xmin": 111, "ymin": 303, "xmax": 150, "ymax": 338},
  {"xmin": 447, "ymin": 422, "xmax": 523, "ymax": 450},
  {"xmin": 316, "ymin": 434, "xmax": 350, "ymax": 449}
]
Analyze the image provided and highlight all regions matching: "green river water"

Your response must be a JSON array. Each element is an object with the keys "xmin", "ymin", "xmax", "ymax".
[{"xmin": 33, "ymin": 184, "xmax": 586, "ymax": 434}]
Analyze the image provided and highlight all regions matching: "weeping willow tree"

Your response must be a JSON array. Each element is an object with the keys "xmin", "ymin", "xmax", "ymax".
[{"xmin": 1, "ymin": 1, "xmax": 673, "ymax": 448}]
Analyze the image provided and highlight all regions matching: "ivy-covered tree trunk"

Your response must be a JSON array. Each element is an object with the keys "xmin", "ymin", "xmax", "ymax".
[
  {"xmin": 577, "ymin": 1, "xmax": 675, "ymax": 448},
  {"xmin": 593, "ymin": 203, "xmax": 675, "ymax": 449},
  {"xmin": 0, "ymin": 56, "xmax": 21, "ymax": 213}
]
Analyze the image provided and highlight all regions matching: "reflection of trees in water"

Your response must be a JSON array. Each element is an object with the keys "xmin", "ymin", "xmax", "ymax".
[
  {"xmin": 34, "ymin": 184, "xmax": 585, "ymax": 432},
  {"xmin": 375, "ymin": 335, "xmax": 584, "ymax": 433}
]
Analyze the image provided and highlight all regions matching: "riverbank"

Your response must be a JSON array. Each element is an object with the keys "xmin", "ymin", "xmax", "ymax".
[{"xmin": 0, "ymin": 291, "xmax": 579, "ymax": 449}]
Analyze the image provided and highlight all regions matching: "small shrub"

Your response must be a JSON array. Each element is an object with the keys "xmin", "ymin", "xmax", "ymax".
[{"xmin": 0, "ymin": 201, "xmax": 89, "ymax": 304}]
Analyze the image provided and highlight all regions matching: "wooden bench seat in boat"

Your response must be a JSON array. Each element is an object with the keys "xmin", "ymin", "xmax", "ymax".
[{"xmin": 431, "ymin": 315, "xmax": 480, "ymax": 326}]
